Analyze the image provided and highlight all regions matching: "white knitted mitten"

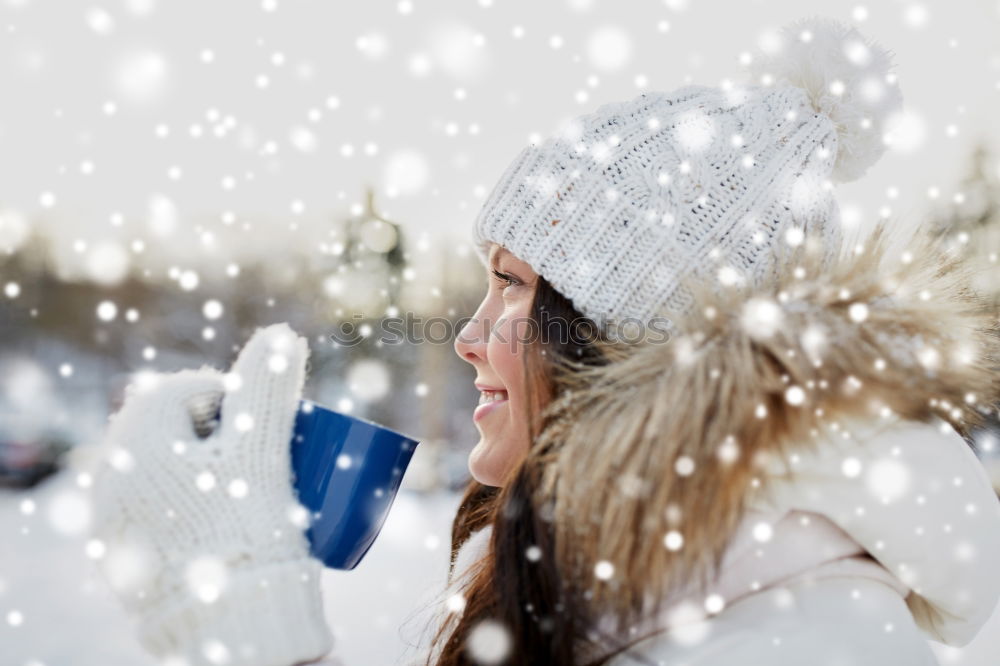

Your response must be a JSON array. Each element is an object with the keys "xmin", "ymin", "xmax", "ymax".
[{"xmin": 90, "ymin": 323, "xmax": 334, "ymax": 666}]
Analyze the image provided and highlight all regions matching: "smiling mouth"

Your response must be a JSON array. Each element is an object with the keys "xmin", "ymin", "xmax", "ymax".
[
  {"xmin": 478, "ymin": 389, "xmax": 509, "ymax": 405},
  {"xmin": 474, "ymin": 390, "xmax": 509, "ymax": 422}
]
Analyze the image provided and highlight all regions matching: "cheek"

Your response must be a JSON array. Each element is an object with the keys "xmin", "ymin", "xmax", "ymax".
[
  {"xmin": 487, "ymin": 330, "xmax": 518, "ymax": 384},
  {"xmin": 488, "ymin": 312, "xmax": 530, "ymax": 389}
]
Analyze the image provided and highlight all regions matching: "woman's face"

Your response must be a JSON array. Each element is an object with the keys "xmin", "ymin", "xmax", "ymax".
[{"xmin": 453, "ymin": 243, "xmax": 540, "ymax": 487}]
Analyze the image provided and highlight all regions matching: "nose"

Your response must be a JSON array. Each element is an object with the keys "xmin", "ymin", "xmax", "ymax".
[{"xmin": 454, "ymin": 304, "xmax": 489, "ymax": 366}]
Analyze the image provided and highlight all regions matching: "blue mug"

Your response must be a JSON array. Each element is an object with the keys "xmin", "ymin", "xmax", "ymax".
[{"xmin": 289, "ymin": 399, "xmax": 420, "ymax": 570}]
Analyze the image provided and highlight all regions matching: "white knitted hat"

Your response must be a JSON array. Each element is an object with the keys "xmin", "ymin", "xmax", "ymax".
[{"xmin": 471, "ymin": 16, "xmax": 903, "ymax": 336}]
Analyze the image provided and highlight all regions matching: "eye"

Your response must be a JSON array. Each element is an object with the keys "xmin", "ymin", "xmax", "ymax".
[{"xmin": 491, "ymin": 268, "xmax": 519, "ymax": 291}]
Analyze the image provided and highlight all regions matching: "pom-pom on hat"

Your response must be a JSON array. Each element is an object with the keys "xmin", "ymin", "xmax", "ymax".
[
  {"xmin": 471, "ymin": 15, "xmax": 903, "ymax": 337},
  {"xmin": 748, "ymin": 16, "xmax": 903, "ymax": 183}
]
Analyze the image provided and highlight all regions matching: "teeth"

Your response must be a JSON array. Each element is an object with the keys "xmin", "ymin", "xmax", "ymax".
[{"xmin": 478, "ymin": 390, "xmax": 509, "ymax": 405}]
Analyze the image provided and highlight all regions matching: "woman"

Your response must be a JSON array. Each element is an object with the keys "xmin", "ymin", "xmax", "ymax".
[{"xmin": 90, "ymin": 17, "xmax": 1000, "ymax": 666}]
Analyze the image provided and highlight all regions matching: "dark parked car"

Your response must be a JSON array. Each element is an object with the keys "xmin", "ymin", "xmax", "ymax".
[{"xmin": 0, "ymin": 415, "xmax": 73, "ymax": 489}]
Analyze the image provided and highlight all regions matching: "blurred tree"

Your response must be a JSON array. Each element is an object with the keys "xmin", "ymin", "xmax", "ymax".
[
  {"xmin": 928, "ymin": 141, "xmax": 1000, "ymax": 311},
  {"xmin": 926, "ymin": 140, "xmax": 1000, "ymax": 493},
  {"xmin": 342, "ymin": 186, "xmax": 407, "ymax": 309}
]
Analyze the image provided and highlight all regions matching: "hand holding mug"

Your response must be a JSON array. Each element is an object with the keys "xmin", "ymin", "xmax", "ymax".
[{"xmin": 90, "ymin": 323, "xmax": 334, "ymax": 666}]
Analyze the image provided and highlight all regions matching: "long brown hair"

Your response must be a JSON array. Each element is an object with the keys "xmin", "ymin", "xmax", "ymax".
[{"xmin": 427, "ymin": 274, "xmax": 642, "ymax": 665}]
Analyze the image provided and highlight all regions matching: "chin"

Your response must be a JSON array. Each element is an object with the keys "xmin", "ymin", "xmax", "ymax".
[{"xmin": 468, "ymin": 438, "xmax": 505, "ymax": 487}]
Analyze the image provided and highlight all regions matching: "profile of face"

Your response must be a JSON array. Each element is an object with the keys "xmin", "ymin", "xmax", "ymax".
[{"xmin": 453, "ymin": 243, "xmax": 540, "ymax": 487}]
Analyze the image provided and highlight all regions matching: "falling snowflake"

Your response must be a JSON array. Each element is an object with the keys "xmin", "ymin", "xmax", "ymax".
[
  {"xmin": 227, "ymin": 478, "xmax": 249, "ymax": 499},
  {"xmin": 114, "ymin": 50, "xmax": 170, "ymax": 104},
  {"xmin": 185, "ymin": 555, "xmax": 229, "ymax": 604},
  {"xmin": 594, "ymin": 560, "xmax": 615, "ymax": 580},
  {"xmin": 784, "ymin": 385, "xmax": 806, "ymax": 406},
  {"xmin": 96, "ymin": 300, "xmax": 118, "ymax": 322},
  {"xmin": 466, "ymin": 619, "xmax": 512, "ymax": 665},
  {"xmin": 233, "ymin": 412, "xmax": 254, "ymax": 433},
  {"xmin": 47, "ymin": 489, "xmax": 92, "ymax": 536},
  {"xmin": 347, "ymin": 359, "xmax": 392, "ymax": 402},
  {"xmin": 673, "ymin": 111, "xmax": 717, "ymax": 153},
  {"xmin": 85, "ymin": 240, "xmax": 130, "ymax": 286},
  {"xmin": 664, "ymin": 530, "xmax": 684, "ymax": 551},
  {"xmin": 752, "ymin": 521, "xmax": 773, "ymax": 542},
  {"xmin": 203, "ymin": 300, "xmax": 224, "ymax": 320},
  {"xmin": 382, "ymin": 150, "xmax": 430, "ymax": 196},
  {"xmin": 586, "ymin": 26, "xmax": 633, "ymax": 72},
  {"xmin": 741, "ymin": 297, "xmax": 784, "ymax": 339}
]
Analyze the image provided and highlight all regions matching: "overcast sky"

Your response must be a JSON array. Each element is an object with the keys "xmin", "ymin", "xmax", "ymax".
[{"xmin": 1, "ymin": 0, "xmax": 998, "ymax": 279}]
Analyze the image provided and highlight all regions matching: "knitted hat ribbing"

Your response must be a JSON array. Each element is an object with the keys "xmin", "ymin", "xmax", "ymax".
[{"xmin": 471, "ymin": 16, "xmax": 903, "ymax": 336}]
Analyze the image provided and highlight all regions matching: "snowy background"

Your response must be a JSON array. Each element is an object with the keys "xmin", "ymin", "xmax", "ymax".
[{"xmin": 2, "ymin": 0, "xmax": 1000, "ymax": 664}]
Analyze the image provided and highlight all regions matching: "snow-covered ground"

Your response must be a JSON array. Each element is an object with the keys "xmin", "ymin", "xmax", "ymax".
[
  {"xmin": 2, "ymin": 466, "xmax": 998, "ymax": 665},
  {"xmin": 0, "ymin": 465, "xmax": 461, "ymax": 666}
]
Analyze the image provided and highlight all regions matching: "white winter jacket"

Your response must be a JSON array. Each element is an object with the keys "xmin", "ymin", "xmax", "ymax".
[
  {"xmin": 431, "ymin": 414, "xmax": 1000, "ymax": 665},
  {"xmin": 601, "ymin": 414, "xmax": 1000, "ymax": 664}
]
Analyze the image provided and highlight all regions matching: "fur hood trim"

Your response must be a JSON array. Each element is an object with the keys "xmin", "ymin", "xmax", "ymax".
[{"xmin": 528, "ymin": 220, "xmax": 1000, "ymax": 642}]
